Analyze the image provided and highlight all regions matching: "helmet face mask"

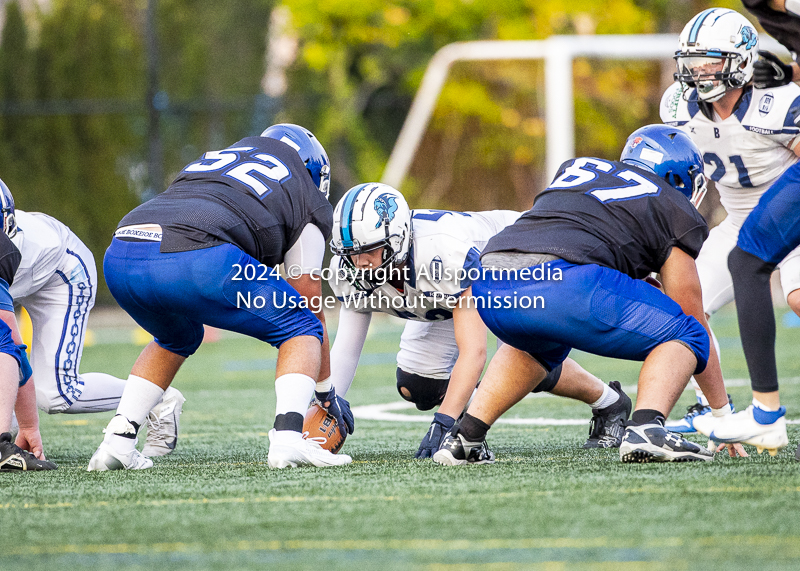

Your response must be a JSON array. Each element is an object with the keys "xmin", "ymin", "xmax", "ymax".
[
  {"xmin": 0, "ymin": 179, "xmax": 16, "ymax": 239},
  {"xmin": 331, "ymin": 183, "xmax": 411, "ymax": 292},
  {"xmin": 674, "ymin": 9, "xmax": 758, "ymax": 102},
  {"xmin": 620, "ymin": 124, "xmax": 708, "ymax": 209},
  {"xmin": 260, "ymin": 123, "xmax": 331, "ymax": 199}
]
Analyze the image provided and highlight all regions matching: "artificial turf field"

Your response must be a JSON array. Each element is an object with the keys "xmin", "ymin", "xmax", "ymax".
[{"xmin": 2, "ymin": 305, "xmax": 800, "ymax": 570}]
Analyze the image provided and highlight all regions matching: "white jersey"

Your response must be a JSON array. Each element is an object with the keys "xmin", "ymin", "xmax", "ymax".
[
  {"xmin": 10, "ymin": 211, "xmax": 76, "ymax": 298},
  {"xmin": 660, "ymin": 82, "xmax": 800, "ymax": 223},
  {"xmin": 329, "ymin": 209, "xmax": 520, "ymax": 321}
]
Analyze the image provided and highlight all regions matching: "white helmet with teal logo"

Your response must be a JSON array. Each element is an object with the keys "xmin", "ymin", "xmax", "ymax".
[
  {"xmin": 674, "ymin": 8, "xmax": 758, "ymax": 102},
  {"xmin": 331, "ymin": 183, "xmax": 411, "ymax": 290}
]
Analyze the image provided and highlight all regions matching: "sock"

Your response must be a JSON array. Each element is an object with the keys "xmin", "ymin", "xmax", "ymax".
[
  {"xmin": 458, "ymin": 413, "xmax": 491, "ymax": 442},
  {"xmin": 106, "ymin": 375, "xmax": 164, "ymax": 452},
  {"xmin": 274, "ymin": 373, "xmax": 315, "ymax": 433},
  {"xmin": 66, "ymin": 372, "xmax": 127, "ymax": 414},
  {"xmin": 752, "ymin": 398, "xmax": 779, "ymax": 412},
  {"xmin": 629, "ymin": 409, "xmax": 665, "ymax": 427},
  {"xmin": 589, "ymin": 383, "xmax": 620, "ymax": 410}
]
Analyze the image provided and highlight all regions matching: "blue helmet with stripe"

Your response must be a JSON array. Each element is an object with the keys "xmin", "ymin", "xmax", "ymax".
[
  {"xmin": 260, "ymin": 123, "xmax": 330, "ymax": 198},
  {"xmin": 620, "ymin": 124, "xmax": 707, "ymax": 208},
  {"xmin": 674, "ymin": 9, "xmax": 758, "ymax": 102},
  {"xmin": 330, "ymin": 183, "xmax": 411, "ymax": 291},
  {"xmin": 0, "ymin": 178, "xmax": 17, "ymax": 238}
]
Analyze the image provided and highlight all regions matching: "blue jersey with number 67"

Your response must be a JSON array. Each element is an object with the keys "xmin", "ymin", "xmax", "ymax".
[
  {"xmin": 120, "ymin": 137, "xmax": 332, "ymax": 267},
  {"xmin": 482, "ymin": 158, "xmax": 708, "ymax": 279}
]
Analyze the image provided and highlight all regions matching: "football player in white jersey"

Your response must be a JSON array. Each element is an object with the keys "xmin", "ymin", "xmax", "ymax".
[
  {"xmin": 326, "ymin": 183, "xmax": 632, "ymax": 458},
  {"xmin": 7, "ymin": 194, "xmax": 185, "ymax": 457},
  {"xmin": 660, "ymin": 8, "xmax": 800, "ymax": 442}
]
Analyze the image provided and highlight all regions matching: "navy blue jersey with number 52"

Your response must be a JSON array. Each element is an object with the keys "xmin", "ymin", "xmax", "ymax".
[
  {"xmin": 120, "ymin": 137, "xmax": 333, "ymax": 267},
  {"xmin": 482, "ymin": 158, "xmax": 709, "ymax": 279}
]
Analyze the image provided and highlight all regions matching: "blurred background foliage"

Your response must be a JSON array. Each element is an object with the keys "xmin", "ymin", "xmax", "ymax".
[{"xmin": 0, "ymin": 0, "xmax": 745, "ymax": 301}]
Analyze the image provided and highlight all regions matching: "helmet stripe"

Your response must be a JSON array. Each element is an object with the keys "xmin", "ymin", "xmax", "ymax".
[
  {"xmin": 339, "ymin": 185, "xmax": 363, "ymax": 247},
  {"xmin": 688, "ymin": 8, "xmax": 717, "ymax": 44}
]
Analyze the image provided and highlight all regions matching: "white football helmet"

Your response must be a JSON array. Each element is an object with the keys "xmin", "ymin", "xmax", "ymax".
[
  {"xmin": 330, "ymin": 183, "xmax": 411, "ymax": 291},
  {"xmin": 674, "ymin": 8, "xmax": 758, "ymax": 102},
  {"xmin": 0, "ymin": 178, "xmax": 17, "ymax": 238}
]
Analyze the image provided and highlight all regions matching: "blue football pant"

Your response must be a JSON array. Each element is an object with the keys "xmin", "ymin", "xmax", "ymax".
[
  {"xmin": 472, "ymin": 260, "xmax": 709, "ymax": 375},
  {"xmin": 104, "ymin": 239, "xmax": 323, "ymax": 358}
]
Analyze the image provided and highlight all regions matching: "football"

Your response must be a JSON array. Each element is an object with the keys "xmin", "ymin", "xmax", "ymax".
[{"xmin": 302, "ymin": 404, "xmax": 346, "ymax": 453}]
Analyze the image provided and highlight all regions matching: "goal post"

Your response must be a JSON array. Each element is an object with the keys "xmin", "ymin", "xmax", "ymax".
[{"xmin": 381, "ymin": 34, "xmax": 789, "ymax": 190}]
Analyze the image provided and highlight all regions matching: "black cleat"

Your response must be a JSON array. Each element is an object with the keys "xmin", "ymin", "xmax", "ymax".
[
  {"xmin": 433, "ymin": 428, "xmax": 495, "ymax": 466},
  {"xmin": 0, "ymin": 432, "xmax": 57, "ymax": 472},
  {"xmin": 583, "ymin": 381, "xmax": 631, "ymax": 449},
  {"xmin": 795, "ymin": 442, "xmax": 799, "ymax": 463},
  {"xmin": 620, "ymin": 423, "xmax": 712, "ymax": 463}
]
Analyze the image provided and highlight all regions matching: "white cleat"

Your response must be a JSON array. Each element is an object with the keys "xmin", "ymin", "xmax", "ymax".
[
  {"xmin": 143, "ymin": 387, "xmax": 186, "ymax": 457},
  {"xmin": 87, "ymin": 415, "xmax": 154, "ymax": 471},
  {"xmin": 87, "ymin": 441, "xmax": 154, "ymax": 471},
  {"xmin": 709, "ymin": 405, "xmax": 789, "ymax": 455},
  {"xmin": 267, "ymin": 429, "xmax": 352, "ymax": 469}
]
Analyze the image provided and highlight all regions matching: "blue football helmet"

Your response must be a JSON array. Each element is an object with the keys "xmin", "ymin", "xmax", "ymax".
[
  {"xmin": 620, "ymin": 124, "xmax": 708, "ymax": 208},
  {"xmin": 260, "ymin": 123, "xmax": 331, "ymax": 199},
  {"xmin": 0, "ymin": 178, "xmax": 17, "ymax": 238}
]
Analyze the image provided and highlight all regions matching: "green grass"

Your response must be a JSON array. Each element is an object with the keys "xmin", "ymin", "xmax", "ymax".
[{"xmin": 2, "ymin": 305, "xmax": 800, "ymax": 570}]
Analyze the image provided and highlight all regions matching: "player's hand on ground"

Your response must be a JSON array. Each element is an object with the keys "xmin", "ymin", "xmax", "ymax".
[
  {"xmin": 415, "ymin": 413, "xmax": 455, "ymax": 459},
  {"xmin": 315, "ymin": 388, "xmax": 354, "ymax": 435},
  {"xmin": 709, "ymin": 440, "xmax": 748, "ymax": 458},
  {"xmin": 754, "ymin": 51, "xmax": 793, "ymax": 89},
  {"xmin": 16, "ymin": 427, "xmax": 47, "ymax": 460}
]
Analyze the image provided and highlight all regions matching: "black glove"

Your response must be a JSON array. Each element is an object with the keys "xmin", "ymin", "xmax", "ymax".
[
  {"xmin": 315, "ymin": 388, "xmax": 355, "ymax": 435},
  {"xmin": 753, "ymin": 51, "xmax": 793, "ymax": 89},
  {"xmin": 415, "ymin": 412, "xmax": 455, "ymax": 459}
]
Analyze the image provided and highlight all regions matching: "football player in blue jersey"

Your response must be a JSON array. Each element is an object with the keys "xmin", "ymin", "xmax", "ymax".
[
  {"xmin": 433, "ymin": 124, "xmax": 745, "ymax": 465},
  {"xmin": 88, "ymin": 123, "xmax": 351, "ymax": 470},
  {"xmin": 0, "ymin": 181, "xmax": 56, "ymax": 471},
  {"xmin": 327, "ymin": 184, "xmax": 632, "ymax": 458}
]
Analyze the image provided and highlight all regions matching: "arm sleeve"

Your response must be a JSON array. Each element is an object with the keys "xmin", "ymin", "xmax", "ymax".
[
  {"xmin": 328, "ymin": 307, "xmax": 372, "ymax": 397},
  {"xmin": 283, "ymin": 223, "xmax": 325, "ymax": 276}
]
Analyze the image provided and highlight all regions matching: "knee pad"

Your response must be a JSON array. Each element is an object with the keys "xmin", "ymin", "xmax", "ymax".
[
  {"xmin": 532, "ymin": 363, "xmax": 563, "ymax": 393},
  {"xmin": 396, "ymin": 368, "xmax": 449, "ymax": 411}
]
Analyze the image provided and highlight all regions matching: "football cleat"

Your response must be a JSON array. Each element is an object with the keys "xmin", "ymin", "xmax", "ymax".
[
  {"xmin": 87, "ymin": 442, "xmax": 154, "ymax": 471},
  {"xmin": 267, "ymin": 429, "xmax": 352, "ymax": 468},
  {"xmin": 87, "ymin": 415, "xmax": 154, "ymax": 471},
  {"xmin": 583, "ymin": 381, "xmax": 631, "ymax": 449},
  {"xmin": 432, "ymin": 429, "xmax": 496, "ymax": 466},
  {"xmin": 665, "ymin": 394, "xmax": 733, "ymax": 434},
  {"xmin": 708, "ymin": 405, "xmax": 788, "ymax": 456},
  {"xmin": 0, "ymin": 432, "xmax": 57, "ymax": 472},
  {"xmin": 795, "ymin": 442, "xmax": 799, "ymax": 462},
  {"xmin": 620, "ymin": 423, "xmax": 713, "ymax": 463},
  {"xmin": 142, "ymin": 387, "xmax": 185, "ymax": 457}
]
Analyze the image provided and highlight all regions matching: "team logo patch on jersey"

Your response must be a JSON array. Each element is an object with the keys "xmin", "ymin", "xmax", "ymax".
[
  {"xmin": 430, "ymin": 257, "xmax": 443, "ymax": 283},
  {"xmin": 735, "ymin": 26, "xmax": 757, "ymax": 50},
  {"xmin": 758, "ymin": 93, "xmax": 774, "ymax": 117},
  {"xmin": 374, "ymin": 193, "xmax": 398, "ymax": 228},
  {"xmin": 630, "ymin": 137, "xmax": 644, "ymax": 150}
]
